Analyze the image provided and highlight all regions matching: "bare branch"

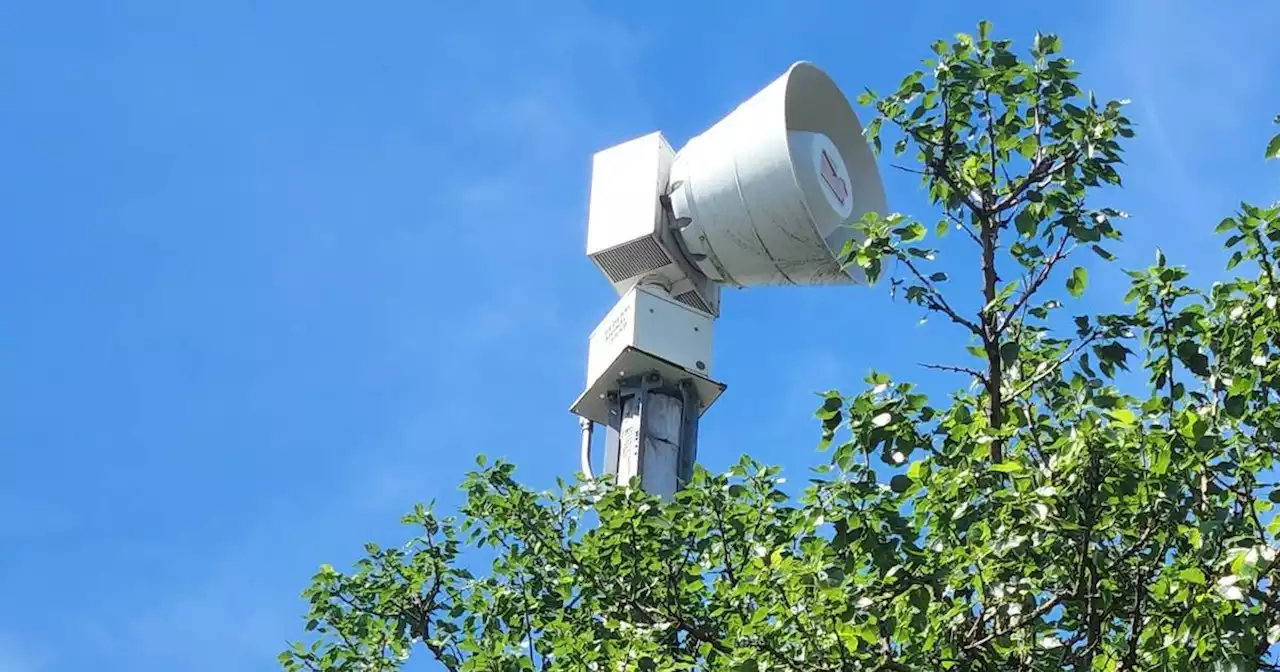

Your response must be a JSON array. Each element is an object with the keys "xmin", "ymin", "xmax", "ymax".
[
  {"xmin": 1009, "ymin": 330, "xmax": 1103, "ymax": 400},
  {"xmin": 919, "ymin": 362, "xmax": 988, "ymax": 382},
  {"xmin": 992, "ymin": 152, "xmax": 1078, "ymax": 215},
  {"xmin": 897, "ymin": 253, "xmax": 984, "ymax": 336},
  {"xmin": 963, "ymin": 594, "xmax": 1064, "ymax": 651},
  {"xmin": 985, "ymin": 89, "xmax": 998, "ymax": 204},
  {"xmin": 945, "ymin": 210, "xmax": 983, "ymax": 245},
  {"xmin": 999, "ymin": 235, "xmax": 1072, "ymax": 334},
  {"xmin": 896, "ymin": 83, "xmax": 987, "ymax": 216}
]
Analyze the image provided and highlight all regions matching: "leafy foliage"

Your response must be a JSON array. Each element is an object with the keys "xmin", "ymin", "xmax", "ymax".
[
  {"xmin": 1266, "ymin": 114, "xmax": 1280, "ymax": 161},
  {"xmin": 285, "ymin": 24, "xmax": 1280, "ymax": 671}
]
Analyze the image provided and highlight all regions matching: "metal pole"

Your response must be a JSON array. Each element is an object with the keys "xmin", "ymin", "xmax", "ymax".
[{"xmin": 603, "ymin": 372, "xmax": 700, "ymax": 498}]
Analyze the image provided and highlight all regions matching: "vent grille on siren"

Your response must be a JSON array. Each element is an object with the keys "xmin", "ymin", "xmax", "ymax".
[
  {"xmin": 674, "ymin": 290, "xmax": 712, "ymax": 315},
  {"xmin": 592, "ymin": 237, "xmax": 671, "ymax": 283}
]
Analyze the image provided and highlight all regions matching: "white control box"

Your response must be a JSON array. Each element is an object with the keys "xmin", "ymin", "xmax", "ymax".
[
  {"xmin": 585, "ymin": 132, "xmax": 720, "ymax": 316},
  {"xmin": 571, "ymin": 285, "xmax": 724, "ymax": 426},
  {"xmin": 588, "ymin": 285, "xmax": 712, "ymax": 384},
  {"xmin": 586, "ymin": 132, "xmax": 672, "ymax": 263}
]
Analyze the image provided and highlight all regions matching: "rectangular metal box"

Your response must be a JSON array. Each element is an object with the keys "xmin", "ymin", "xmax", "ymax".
[
  {"xmin": 585, "ymin": 132, "xmax": 719, "ymax": 316},
  {"xmin": 571, "ymin": 285, "xmax": 723, "ymax": 426}
]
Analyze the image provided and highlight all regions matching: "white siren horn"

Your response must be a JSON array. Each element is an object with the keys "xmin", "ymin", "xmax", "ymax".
[{"xmin": 668, "ymin": 61, "xmax": 887, "ymax": 287}]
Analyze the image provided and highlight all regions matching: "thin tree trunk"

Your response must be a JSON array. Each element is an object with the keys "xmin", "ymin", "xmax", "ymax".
[{"xmin": 981, "ymin": 213, "xmax": 1004, "ymax": 462}]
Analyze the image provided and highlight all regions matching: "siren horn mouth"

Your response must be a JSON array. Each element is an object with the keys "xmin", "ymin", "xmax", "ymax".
[{"xmin": 666, "ymin": 61, "xmax": 887, "ymax": 288}]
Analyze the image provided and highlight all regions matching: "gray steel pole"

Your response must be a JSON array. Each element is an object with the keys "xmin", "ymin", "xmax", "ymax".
[{"xmin": 602, "ymin": 373, "xmax": 700, "ymax": 498}]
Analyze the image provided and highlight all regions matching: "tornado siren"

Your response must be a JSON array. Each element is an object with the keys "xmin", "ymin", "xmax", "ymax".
[
  {"xmin": 573, "ymin": 62, "xmax": 888, "ymax": 486},
  {"xmin": 668, "ymin": 62, "xmax": 887, "ymax": 290},
  {"xmin": 584, "ymin": 61, "xmax": 888, "ymax": 323}
]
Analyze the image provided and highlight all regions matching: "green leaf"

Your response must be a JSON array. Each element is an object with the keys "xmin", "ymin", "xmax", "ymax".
[
  {"xmin": 896, "ymin": 222, "xmax": 927, "ymax": 243},
  {"xmin": 992, "ymin": 462, "xmax": 1024, "ymax": 474},
  {"xmin": 1034, "ymin": 32, "xmax": 1062, "ymax": 55},
  {"xmin": 1108, "ymin": 408, "xmax": 1136, "ymax": 426},
  {"xmin": 816, "ymin": 395, "xmax": 843, "ymax": 420},
  {"xmin": 1015, "ymin": 210, "xmax": 1038, "ymax": 237},
  {"xmin": 890, "ymin": 474, "xmax": 913, "ymax": 493},
  {"xmin": 1090, "ymin": 245, "xmax": 1115, "ymax": 261},
  {"xmin": 1266, "ymin": 133, "xmax": 1280, "ymax": 160},
  {"xmin": 854, "ymin": 622, "xmax": 880, "ymax": 645},
  {"xmin": 1066, "ymin": 267, "xmax": 1088, "ymax": 298},
  {"xmin": 977, "ymin": 19, "xmax": 992, "ymax": 41},
  {"xmin": 1180, "ymin": 415, "xmax": 1208, "ymax": 441},
  {"xmin": 930, "ymin": 272, "xmax": 949, "ymax": 282},
  {"xmin": 1178, "ymin": 567, "xmax": 1207, "ymax": 585},
  {"xmin": 999, "ymin": 341, "xmax": 1020, "ymax": 367},
  {"xmin": 936, "ymin": 220, "xmax": 950, "ymax": 237},
  {"xmin": 1215, "ymin": 217, "xmax": 1237, "ymax": 234},
  {"xmin": 864, "ymin": 117, "xmax": 883, "ymax": 154},
  {"xmin": 1152, "ymin": 446, "xmax": 1171, "ymax": 475},
  {"xmin": 1019, "ymin": 135, "xmax": 1038, "ymax": 159}
]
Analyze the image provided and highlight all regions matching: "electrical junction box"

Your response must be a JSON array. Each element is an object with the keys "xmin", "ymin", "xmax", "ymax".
[
  {"xmin": 585, "ymin": 132, "xmax": 720, "ymax": 316},
  {"xmin": 570, "ymin": 284, "xmax": 724, "ymax": 426}
]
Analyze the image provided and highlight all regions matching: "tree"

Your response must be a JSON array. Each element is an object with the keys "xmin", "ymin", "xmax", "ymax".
[
  {"xmin": 1268, "ymin": 115, "xmax": 1280, "ymax": 161},
  {"xmin": 283, "ymin": 23, "xmax": 1280, "ymax": 671}
]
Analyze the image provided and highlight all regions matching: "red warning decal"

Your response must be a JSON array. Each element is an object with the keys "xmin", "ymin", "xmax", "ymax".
[{"xmin": 819, "ymin": 149, "xmax": 848, "ymax": 205}]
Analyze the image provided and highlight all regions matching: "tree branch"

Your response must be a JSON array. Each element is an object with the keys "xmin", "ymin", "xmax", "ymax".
[
  {"xmin": 945, "ymin": 209, "xmax": 984, "ymax": 245},
  {"xmin": 920, "ymin": 362, "xmax": 988, "ymax": 383},
  {"xmin": 992, "ymin": 152, "xmax": 1077, "ymax": 215},
  {"xmin": 1009, "ymin": 330, "xmax": 1103, "ymax": 399},
  {"xmin": 999, "ymin": 235, "xmax": 1071, "ymax": 334},
  {"xmin": 979, "ymin": 202, "xmax": 1004, "ymax": 462},
  {"xmin": 962, "ymin": 594, "xmax": 1064, "ymax": 652},
  {"xmin": 1157, "ymin": 290, "xmax": 1176, "ymax": 422},
  {"xmin": 1076, "ymin": 449, "xmax": 1104, "ymax": 671},
  {"xmin": 985, "ymin": 89, "xmax": 998, "ymax": 203},
  {"xmin": 925, "ymin": 155, "xmax": 986, "ymax": 213},
  {"xmin": 897, "ymin": 253, "xmax": 984, "ymax": 336}
]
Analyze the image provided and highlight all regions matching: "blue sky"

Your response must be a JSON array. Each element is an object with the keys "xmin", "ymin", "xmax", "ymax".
[{"xmin": 0, "ymin": 2, "xmax": 1277, "ymax": 670}]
